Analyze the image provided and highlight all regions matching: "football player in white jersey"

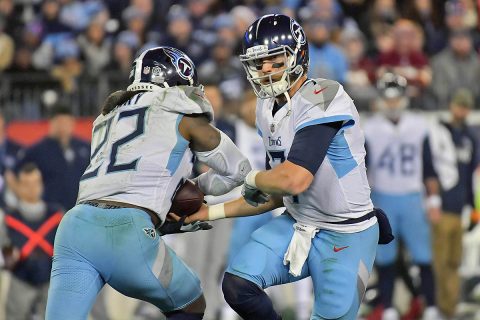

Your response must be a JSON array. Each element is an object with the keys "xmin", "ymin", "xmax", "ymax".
[
  {"xmin": 45, "ymin": 47, "xmax": 251, "ymax": 320},
  {"xmin": 363, "ymin": 73, "xmax": 441, "ymax": 320},
  {"xmin": 174, "ymin": 14, "xmax": 393, "ymax": 320}
]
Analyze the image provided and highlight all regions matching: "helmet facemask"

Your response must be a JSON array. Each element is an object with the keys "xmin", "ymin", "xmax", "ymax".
[{"xmin": 240, "ymin": 45, "xmax": 304, "ymax": 98}]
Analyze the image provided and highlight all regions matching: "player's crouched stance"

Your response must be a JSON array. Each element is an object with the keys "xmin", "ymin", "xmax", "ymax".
[
  {"xmin": 176, "ymin": 15, "xmax": 394, "ymax": 320},
  {"xmin": 45, "ymin": 47, "xmax": 251, "ymax": 320}
]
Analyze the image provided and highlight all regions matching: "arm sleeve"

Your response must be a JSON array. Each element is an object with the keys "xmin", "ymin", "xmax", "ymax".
[
  {"xmin": 194, "ymin": 131, "xmax": 251, "ymax": 196},
  {"xmin": 287, "ymin": 121, "xmax": 342, "ymax": 176},
  {"xmin": 422, "ymin": 136, "xmax": 438, "ymax": 180}
]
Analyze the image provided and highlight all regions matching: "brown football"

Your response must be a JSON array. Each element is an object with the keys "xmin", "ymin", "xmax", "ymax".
[{"xmin": 169, "ymin": 179, "xmax": 204, "ymax": 217}]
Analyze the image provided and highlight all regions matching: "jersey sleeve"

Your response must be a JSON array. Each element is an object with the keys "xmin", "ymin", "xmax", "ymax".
[
  {"xmin": 152, "ymin": 86, "xmax": 214, "ymax": 121},
  {"xmin": 293, "ymin": 79, "xmax": 355, "ymax": 133}
]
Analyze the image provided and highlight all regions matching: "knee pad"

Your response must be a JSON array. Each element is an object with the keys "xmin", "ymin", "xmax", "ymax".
[
  {"xmin": 222, "ymin": 272, "xmax": 262, "ymax": 306},
  {"xmin": 222, "ymin": 273, "xmax": 281, "ymax": 320}
]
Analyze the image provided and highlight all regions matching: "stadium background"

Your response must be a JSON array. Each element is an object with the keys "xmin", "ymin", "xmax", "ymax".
[{"xmin": 0, "ymin": 0, "xmax": 479, "ymax": 319}]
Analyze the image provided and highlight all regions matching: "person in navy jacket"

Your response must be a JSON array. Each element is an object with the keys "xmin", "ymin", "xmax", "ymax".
[
  {"xmin": 2, "ymin": 163, "xmax": 63, "ymax": 320},
  {"xmin": 16, "ymin": 105, "xmax": 90, "ymax": 210}
]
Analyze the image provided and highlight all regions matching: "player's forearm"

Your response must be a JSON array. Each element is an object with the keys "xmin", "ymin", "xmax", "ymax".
[
  {"xmin": 249, "ymin": 161, "xmax": 313, "ymax": 196},
  {"xmin": 210, "ymin": 195, "xmax": 283, "ymax": 219},
  {"xmin": 255, "ymin": 169, "xmax": 297, "ymax": 195}
]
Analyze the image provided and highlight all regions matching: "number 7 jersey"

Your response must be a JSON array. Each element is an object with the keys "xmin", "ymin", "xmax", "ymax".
[
  {"xmin": 77, "ymin": 86, "xmax": 213, "ymax": 222},
  {"xmin": 256, "ymin": 78, "xmax": 374, "ymax": 232}
]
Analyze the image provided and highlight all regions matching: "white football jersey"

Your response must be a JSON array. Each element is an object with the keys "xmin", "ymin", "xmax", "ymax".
[
  {"xmin": 256, "ymin": 78, "xmax": 374, "ymax": 233},
  {"xmin": 77, "ymin": 86, "xmax": 213, "ymax": 222},
  {"xmin": 363, "ymin": 112, "xmax": 429, "ymax": 194}
]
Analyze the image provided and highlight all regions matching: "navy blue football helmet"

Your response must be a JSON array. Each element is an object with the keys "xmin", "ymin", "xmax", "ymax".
[
  {"xmin": 240, "ymin": 14, "xmax": 309, "ymax": 98},
  {"xmin": 376, "ymin": 72, "xmax": 407, "ymax": 99},
  {"xmin": 127, "ymin": 46, "xmax": 198, "ymax": 92}
]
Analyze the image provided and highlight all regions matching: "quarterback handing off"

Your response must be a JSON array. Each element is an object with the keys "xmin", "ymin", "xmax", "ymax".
[
  {"xmin": 45, "ymin": 47, "xmax": 250, "ymax": 320},
  {"xmin": 182, "ymin": 14, "xmax": 393, "ymax": 320}
]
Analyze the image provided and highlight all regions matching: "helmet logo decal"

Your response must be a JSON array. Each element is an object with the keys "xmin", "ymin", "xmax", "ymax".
[
  {"xmin": 178, "ymin": 57, "xmax": 193, "ymax": 78},
  {"xmin": 164, "ymin": 47, "xmax": 195, "ymax": 81},
  {"xmin": 290, "ymin": 19, "xmax": 306, "ymax": 45}
]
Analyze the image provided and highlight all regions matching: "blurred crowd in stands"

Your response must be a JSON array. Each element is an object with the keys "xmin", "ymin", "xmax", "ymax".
[{"xmin": 0, "ymin": 0, "xmax": 480, "ymax": 119}]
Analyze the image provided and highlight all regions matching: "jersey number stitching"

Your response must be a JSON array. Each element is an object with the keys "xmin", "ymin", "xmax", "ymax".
[{"xmin": 81, "ymin": 106, "xmax": 148, "ymax": 180}]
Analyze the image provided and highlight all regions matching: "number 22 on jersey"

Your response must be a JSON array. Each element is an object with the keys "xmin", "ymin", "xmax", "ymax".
[{"xmin": 81, "ymin": 106, "xmax": 149, "ymax": 180}]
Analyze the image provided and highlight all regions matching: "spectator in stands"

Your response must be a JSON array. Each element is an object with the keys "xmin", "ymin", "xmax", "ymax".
[
  {"xmin": 213, "ymin": 13, "xmax": 237, "ymax": 46},
  {"xmin": 298, "ymin": 0, "xmax": 344, "ymax": 32},
  {"xmin": 339, "ymin": 27, "xmax": 376, "ymax": 111},
  {"xmin": 372, "ymin": 26, "xmax": 395, "ymax": 56},
  {"xmin": 2, "ymin": 163, "xmax": 62, "ymax": 320},
  {"xmin": 122, "ymin": 5, "xmax": 148, "ymax": 45},
  {"xmin": 110, "ymin": 30, "xmax": 139, "ymax": 77},
  {"xmin": 59, "ymin": 0, "xmax": 106, "ymax": 32},
  {"xmin": 16, "ymin": 105, "xmax": 90, "ymax": 211},
  {"xmin": 305, "ymin": 18, "xmax": 348, "ymax": 83},
  {"xmin": 38, "ymin": 0, "xmax": 72, "ymax": 37},
  {"xmin": 377, "ymin": 19, "xmax": 431, "ymax": 108},
  {"xmin": 0, "ymin": 18, "xmax": 14, "ymax": 72},
  {"xmin": 402, "ymin": 0, "xmax": 445, "ymax": 55},
  {"xmin": 430, "ymin": 89, "xmax": 479, "ymax": 319},
  {"xmin": 51, "ymin": 39, "xmax": 83, "ymax": 93},
  {"xmin": 0, "ymin": 113, "xmax": 21, "ymax": 178},
  {"xmin": 8, "ymin": 47, "xmax": 35, "ymax": 73},
  {"xmin": 430, "ymin": 29, "xmax": 480, "ymax": 109},
  {"xmin": 0, "ymin": 0, "xmax": 16, "ymax": 35},
  {"xmin": 78, "ymin": 20, "xmax": 111, "ymax": 77},
  {"xmin": 230, "ymin": 5, "xmax": 257, "ymax": 53},
  {"xmin": 0, "ymin": 113, "xmax": 22, "ymax": 204},
  {"xmin": 186, "ymin": 0, "xmax": 214, "ymax": 31},
  {"xmin": 198, "ymin": 38, "xmax": 244, "ymax": 114},
  {"xmin": 164, "ymin": 5, "xmax": 208, "ymax": 65},
  {"xmin": 359, "ymin": 0, "xmax": 399, "ymax": 47}
]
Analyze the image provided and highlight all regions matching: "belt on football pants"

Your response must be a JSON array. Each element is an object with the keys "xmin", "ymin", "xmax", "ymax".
[{"xmin": 79, "ymin": 200, "xmax": 162, "ymax": 228}]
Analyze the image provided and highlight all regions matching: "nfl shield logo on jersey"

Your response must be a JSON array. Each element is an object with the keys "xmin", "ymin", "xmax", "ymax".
[{"xmin": 143, "ymin": 228, "xmax": 156, "ymax": 239}]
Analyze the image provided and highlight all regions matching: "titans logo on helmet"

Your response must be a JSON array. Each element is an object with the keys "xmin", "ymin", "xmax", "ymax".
[
  {"xmin": 164, "ymin": 47, "xmax": 195, "ymax": 81},
  {"xmin": 290, "ymin": 19, "xmax": 306, "ymax": 45}
]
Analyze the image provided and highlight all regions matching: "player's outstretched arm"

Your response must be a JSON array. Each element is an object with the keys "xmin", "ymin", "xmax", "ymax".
[
  {"xmin": 247, "ymin": 161, "xmax": 314, "ymax": 196},
  {"xmin": 174, "ymin": 194, "xmax": 284, "ymax": 223},
  {"xmin": 179, "ymin": 115, "xmax": 251, "ymax": 196}
]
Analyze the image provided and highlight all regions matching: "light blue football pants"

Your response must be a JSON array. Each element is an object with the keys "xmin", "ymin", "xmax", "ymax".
[{"xmin": 46, "ymin": 204, "xmax": 202, "ymax": 320}]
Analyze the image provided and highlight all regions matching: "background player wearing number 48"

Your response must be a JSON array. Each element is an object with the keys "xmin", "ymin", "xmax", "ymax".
[
  {"xmin": 45, "ymin": 46, "xmax": 251, "ymax": 320},
  {"xmin": 364, "ymin": 72, "xmax": 441, "ymax": 320}
]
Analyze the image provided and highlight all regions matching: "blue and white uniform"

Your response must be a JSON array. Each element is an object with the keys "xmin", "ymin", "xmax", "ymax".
[
  {"xmin": 364, "ymin": 112, "xmax": 433, "ymax": 265},
  {"xmin": 227, "ymin": 79, "xmax": 379, "ymax": 319},
  {"xmin": 46, "ymin": 86, "xmax": 213, "ymax": 320}
]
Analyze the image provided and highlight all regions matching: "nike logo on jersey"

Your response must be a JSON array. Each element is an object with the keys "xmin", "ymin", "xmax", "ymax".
[
  {"xmin": 333, "ymin": 245, "xmax": 349, "ymax": 252},
  {"xmin": 314, "ymin": 87, "xmax": 328, "ymax": 94}
]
